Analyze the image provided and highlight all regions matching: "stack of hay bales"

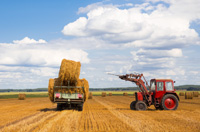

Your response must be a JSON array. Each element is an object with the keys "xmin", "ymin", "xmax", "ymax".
[
  {"xmin": 102, "ymin": 92, "xmax": 106, "ymax": 97},
  {"xmin": 76, "ymin": 78, "xmax": 89, "ymax": 101},
  {"xmin": 193, "ymin": 92, "xmax": 199, "ymax": 97},
  {"xmin": 18, "ymin": 94, "xmax": 26, "ymax": 100},
  {"xmin": 185, "ymin": 92, "xmax": 193, "ymax": 99},
  {"xmin": 88, "ymin": 92, "xmax": 93, "ymax": 99},
  {"xmin": 48, "ymin": 78, "xmax": 55, "ymax": 102},
  {"xmin": 123, "ymin": 93, "xmax": 128, "ymax": 96},
  {"xmin": 48, "ymin": 59, "xmax": 89, "ymax": 102},
  {"xmin": 109, "ymin": 93, "xmax": 112, "ymax": 96},
  {"xmin": 179, "ymin": 92, "xmax": 185, "ymax": 96}
]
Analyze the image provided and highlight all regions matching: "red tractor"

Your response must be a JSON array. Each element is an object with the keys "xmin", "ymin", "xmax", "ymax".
[{"xmin": 115, "ymin": 73, "xmax": 179, "ymax": 110}]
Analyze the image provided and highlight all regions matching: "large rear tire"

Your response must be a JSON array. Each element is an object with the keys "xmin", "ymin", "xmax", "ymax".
[
  {"xmin": 161, "ymin": 94, "xmax": 179, "ymax": 110},
  {"xmin": 135, "ymin": 101, "xmax": 147, "ymax": 111},
  {"xmin": 130, "ymin": 101, "xmax": 136, "ymax": 110}
]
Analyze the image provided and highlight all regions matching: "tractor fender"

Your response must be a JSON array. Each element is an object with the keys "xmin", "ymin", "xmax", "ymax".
[{"xmin": 164, "ymin": 92, "xmax": 180, "ymax": 101}]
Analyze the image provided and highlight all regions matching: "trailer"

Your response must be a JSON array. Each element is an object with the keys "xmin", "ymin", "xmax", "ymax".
[{"xmin": 53, "ymin": 84, "xmax": 85, "ymax": 111}]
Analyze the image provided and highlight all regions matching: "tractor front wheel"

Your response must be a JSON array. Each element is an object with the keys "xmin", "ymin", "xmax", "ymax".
[
  {"xmin": 130, "ymin": 101, "xmax": 136, "ymax": 110},
  {"xmin": 135, "ymin": 101, "xmax": 147, "ymax": 111},
  {"xmin": 161, "ymin": 94, "xmax": 179, "ymax": 110}
]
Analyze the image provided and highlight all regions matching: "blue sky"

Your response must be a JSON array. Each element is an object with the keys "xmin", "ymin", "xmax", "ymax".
[{"xmin": 0, "ymin": 0, "xmax": 200, "ymax": 89}]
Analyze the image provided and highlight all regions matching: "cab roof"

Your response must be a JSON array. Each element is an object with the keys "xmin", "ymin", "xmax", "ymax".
[{"xmin": 151, "ymin": 79, "xmax": 173, "ymax": 81}]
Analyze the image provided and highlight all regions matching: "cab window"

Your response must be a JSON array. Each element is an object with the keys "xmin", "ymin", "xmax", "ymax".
[
  {"xmin": 166, "ymin": 82, "xmax": 173, "ymax": 91},
  {"xmin": 150, "ymin": 81, "xmax": 155, "ymax": 91},
  {"xmin": 157, "ymin": 82, "xmax": 163, "ymax": 91}
]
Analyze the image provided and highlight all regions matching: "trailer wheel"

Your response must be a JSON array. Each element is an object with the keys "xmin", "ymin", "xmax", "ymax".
[
  {"xmin": 130, "ymin": 101, "xmax": 136, "ymax": 110},
  {"xmin": 57, "ymin": 103, "xmax": 62, "ymax": 111},
  {"xmin": 135, "ymin": 101, "xmax": 147, "ymax": 111},
  {"xmin": 161, "ymin": 94, "xmax": 179, "ymax": 110},
  {"xmin": 78, "ymin": 104, "xmax": 83, "ymax": 111}
]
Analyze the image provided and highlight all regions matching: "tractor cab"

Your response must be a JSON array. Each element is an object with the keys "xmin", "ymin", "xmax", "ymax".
[{"xmin": 150, "ymin": 79, "xmax": 175, "ymax": 98}]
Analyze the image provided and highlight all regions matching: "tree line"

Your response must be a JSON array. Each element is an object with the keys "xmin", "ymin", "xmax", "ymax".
[{"xmin": 0, "ymin": 85, "xmax": 200, "ymax": 92}]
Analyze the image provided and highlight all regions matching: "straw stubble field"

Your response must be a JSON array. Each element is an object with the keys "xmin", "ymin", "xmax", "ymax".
[{"xmin": 0, "ymin": 95, "xmax": 200, "ymax": 132}]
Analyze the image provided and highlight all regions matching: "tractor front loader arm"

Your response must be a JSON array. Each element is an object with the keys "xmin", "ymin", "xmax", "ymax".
[{"xmin": 118, "ymin": 73, "xmax": 152, "ymax": 106}]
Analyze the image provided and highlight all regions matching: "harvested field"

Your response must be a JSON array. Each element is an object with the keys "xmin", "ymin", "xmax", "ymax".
[{"xmin": 0, "ymin": 96, "xmax": 200, "ymax": 132}]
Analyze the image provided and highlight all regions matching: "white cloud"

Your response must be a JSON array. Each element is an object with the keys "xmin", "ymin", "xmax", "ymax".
[
  {"xmin": 0, "ymin": 37, "xmax": 90, "ymax": 67},
  {"xmin": 30, "ymin": 67, "xmax": 58, "ymax": 77},
  {"xmin": 62, "ymin": 0, "xmax": 200, "ymax": 49},
  {"xmin": 0, "ymin": 72, "xmax": 22, "ymax": 79},
  {"xmin": 13, "ymin": 37, "xmax": 47, "ymax": 44},
  {"xmin": 131, "ymin": 48, "xmax": 182, "ymax": 59}
]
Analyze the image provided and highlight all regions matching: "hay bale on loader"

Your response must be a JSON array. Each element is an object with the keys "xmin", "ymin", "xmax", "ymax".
[
  {"xmin": 179, "ymin": 92, "xmax": 185, "ymax": 96},
  {"xmin": 185, "ymin": 92, "xmax": 193, "ymax": 99},
  {"xmin": 109, "ymin": 93, "xmax": 112, "ymax": 96},
  {"xmin": 58, "ymin": 59, "xmax": 81, "ymax": 86},
  {"xmin": 123, "ymin": 93, "xmax": 128, "ymax": 96},
  {"xmin": 88, "ymin": 92, "xmax": 93, "ymax": 99},
  {"xmin": 102, "ymin": 92, "xmax": 106, "ymax": 97},
  {"xmin": 193, "ymin": 92, "xmax": 199, "ymax": 97},
  {"xmin": 18, "ymin": 94, "xmax": 26, "ymax": 100}
]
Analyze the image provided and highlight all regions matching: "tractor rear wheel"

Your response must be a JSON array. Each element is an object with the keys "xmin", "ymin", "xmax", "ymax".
[
  {"xmin": 130, "ymin": 101, "xmax": 136, "ymax": 110},
  {"xmin": 135, "ymin": 101, "xmax": 147, "ymax": 111},
  {"xmin": 161, "ymin": 94, "xmax": 179, "ymax": 110}
]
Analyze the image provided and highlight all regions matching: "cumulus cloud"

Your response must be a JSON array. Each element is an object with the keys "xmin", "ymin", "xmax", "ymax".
[
  {"xmin": 13, "ymin": 37, "xmax": 47, "ymax": 44},
  {"xmin": 0, "ymin": 37, "xmax": 91, "ymax": 89},
  {"xmin": 0, "ymin": 37, "xmax": 90, "ymax": 67},
  {"xmin": 131, "ymin": 48, "xmax": 182, "ymax": 59},
  {"xmin": 62, "ymin": 0, "xmax": 200, "ymax": 49}
]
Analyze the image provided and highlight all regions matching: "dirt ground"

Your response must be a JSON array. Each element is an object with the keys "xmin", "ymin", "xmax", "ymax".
[{"xmin": 0, "ymin": 95, "xmax": 199, "ymax": 132}]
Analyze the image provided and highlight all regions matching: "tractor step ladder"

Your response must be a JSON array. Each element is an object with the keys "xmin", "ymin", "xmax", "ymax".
[{"xmin": 155, "ymin": 98, "xmax": 160, "ymax": 107}]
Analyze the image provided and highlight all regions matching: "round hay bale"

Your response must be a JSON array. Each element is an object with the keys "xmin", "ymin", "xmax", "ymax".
[
  {"xmin": 88, "ymin": 92, "xmax": 93, "ymax": 99},
  {"xmin": 179, "ymin": 92, "xmax": 185, "ymax": 96},
  {"xmin": 48, "ymin": 78, "xmax": 55, "ymax": 102},
  {"xmin": 185, "ymin": 92, "xmax": 193, "ymax": 99},
  {"xmin": 193, "ymin": 92, "xmax": 199, "ymax": 97},
  {"xmin": 18, "ymin": 94, "xmax": 26, "ymax": 100},
  {"xmin": 77, "ymin": 78, "xmax": 89, "ymax": 101},
  {"xmin": 123, "ymin": 92, "xmax": 128, "ymax": 96},
  {"xmin": 102, "ymin": 92, "xmax": 106, "ymax": 97},
  {"xmin": 58, "ymin": 59, "xmax": 81, "ymax": 86},
  {"xmin": 109, "ymin": 93, "xmax": 112, "ymax": 96}
]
